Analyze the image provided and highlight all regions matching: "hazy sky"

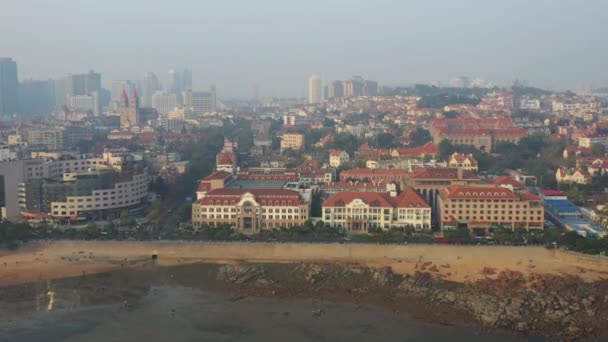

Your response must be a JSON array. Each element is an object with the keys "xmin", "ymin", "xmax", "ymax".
[{"xmin": 1, "ymin": 0, "xmax": 607, "ymax": 97}]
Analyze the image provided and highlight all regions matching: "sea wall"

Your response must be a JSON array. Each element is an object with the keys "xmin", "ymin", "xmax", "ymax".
[{"xmin": 29, "ymin": 241, "xmax": 608, "ymax": 269}]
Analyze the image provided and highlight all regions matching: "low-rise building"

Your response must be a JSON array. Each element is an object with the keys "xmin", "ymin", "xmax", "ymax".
[
  {"xmin": 322, "ymin": 188, "xmax": 431, "ymax": 233},
  {"xmin": 321, "ymin": 181, "xmax": 394, "ymax": 195},
  {"xmin": 556, "ymin": 167, "xmax": 591, "ymax": 184},
  {"xmin": 430, "ymin": 118, "xmax": 527, "ymax": 152},
  {"xmin": 339, "ymin": 168, "xmax": 408, "ymax": 183},
  {"xmin": 191, "ymin": 188, "xmax": 310, "ymax": 233},
  {"xmin": 329, "ymin": 149, "xmax": 349, "ymax": 167},
  {"xmin": 448, "ymin": 153, "xmax": 478, "ymax": 171},
  {"xmin": 25, "ymin": 127, "xmax": 65, "ymax": 151},
  {"xmin": 389, "ymin": 142, "xmax": 439, "ymax": 159},
  {"xmin": 280, "ymin": 133, "xmax": 305, "ymax": 152},
  {"xmin": 578, "ymin": 133, "xmax": 608, "ymax": 149},
  {"xmin": 437, "ymin": 185, "xmax": 544, "ymax": 234}
]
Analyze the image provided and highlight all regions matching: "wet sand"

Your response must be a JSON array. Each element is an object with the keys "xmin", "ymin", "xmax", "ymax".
[
  {"xmin": 0, "ymin": 266, "xmax": 531, "ymax": 342},
  {"xmin": 1, "ymin": 241, "xmax": 608, "ymax": 287}
]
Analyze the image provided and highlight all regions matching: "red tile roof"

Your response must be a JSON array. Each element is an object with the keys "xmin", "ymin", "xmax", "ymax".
[
  {"xmin": 203, "ymin": 170, "xmax": 232, "ymax": 181},
  {"xmin": 540, "ymin": 189, "xmax": 565, "ymax": 196},
  {"xmin": 442, "ymin": 185, "xmax": 519, "ymax": 200},
  {"xmin": 340, "ymin": 168, "xmax": 408, "ymax": 182},
  {"xmin": 197, "ymin": 182, "xmax": 212, "ymax": 192},
  {"xmin": 392, "ymin": 142, "xmax": 438, "ymax": 157},
  {"xmin": 437, "ymin": 128, "xmax": 492, "ymax": 136},
  {"xmin": 217, "ymin": 152, "xmax": 235, "ymax": 165},
  {"xmin": 490, "ymin": 176, "xmax": 526, "ymax": 189},
  {"xmin": 408, "ymin": 168, "xmax": 479, "ymax": 180},
  {"xmin": 519, "ymin": 192, "xmax": 541, "ymax": 201},
  {"xmin": 329, "ymin": 149, "xmax": 346, "ymax": 157},
  {"xmin": 323, "ymin": 188, "xmax": 429, "ymax": 209},
  {"xmin": 450, "ymin": 153, "xmax": 477, "ymax": 164},
  {"xmin": 197, "ymin": 188, "xmax": 304, "ymax": 206}
]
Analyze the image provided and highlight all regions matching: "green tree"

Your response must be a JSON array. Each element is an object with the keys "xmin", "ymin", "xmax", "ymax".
[
  {"xmin": 443, "ymin": 227, "xmax": 472, "ymax": 244},
  {"xmin": 438, "ymin": 139, "xmax": 456, "ymax": 160},
  {"xmin": 119, "ymin": 210, "xmax": 130, "ymax": 227},
  {"xmin": 443, "ymin": 110, "xmax": 459, "ymax": 118},
  {"xmin": 409, "ymin": 128, "xmax": 431, "ymax": 147},
  {"xmin": 591, "ymin": 143, "xmax": 606, "ymax": 157},
  {"xmin": 376, "ymin": 133, "xmax": 396, "ymax": 148},
  {"xmin": 85, "ymin": 222, "xmax": 99, "ymax": 239}
]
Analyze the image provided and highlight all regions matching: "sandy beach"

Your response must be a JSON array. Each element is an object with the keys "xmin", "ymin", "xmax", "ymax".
[{"xmin": 2, "ymin": 241, "xmax": 608, "ymax": 287}]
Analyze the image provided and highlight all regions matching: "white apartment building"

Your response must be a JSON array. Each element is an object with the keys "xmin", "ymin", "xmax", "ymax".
[
  {"xmin": 152, "ymin": 91, "xmax": 177, "ymax": 117},
  {"xmin": 308, "ymin": 75, "xmax": 322, "ymax": 104}
]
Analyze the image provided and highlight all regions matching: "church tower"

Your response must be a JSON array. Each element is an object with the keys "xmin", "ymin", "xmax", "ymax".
[
  {"xmin": 120, "ymin": 88, "xmax": 130, "ymax": 127},
  {"xmin": 120, "ymin": 87, "xmax": 140, "ymax": 128},
  {"xmin": 129, "ymin": 88, "xmax": 139, "ymax": 125}
]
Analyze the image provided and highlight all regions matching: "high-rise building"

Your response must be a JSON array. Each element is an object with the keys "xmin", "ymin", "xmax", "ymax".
[
  {"xmin": 449, "ymin": 76, "xmax": 470, "ymax": 88},
  {"xmin": 0, "ymin": 58, "xmax": 19, "ymax": 117},
  {"xmin": 168, "ymin": 68, "xmax": 192, "ymax": 105},
  {"xmin": 308, "ymin": 75, "xmax": 322, "ymax": 104},
  {"xmin": 344, "ymin": 77, "xmax": 365, "ymax": 97},
  {"xmin": 50, "ymin": 78, "xmax": 68, "ymax": 108},
  {"xmin": 182, "ymin": 68, "xmax": 192, "ymax": 90},
  {"xmin": 120, "ymin": 88, "xmax": 140, "ymax": 127},
  {"xmin": 151, "ymin": 91, "xmax": 177, "ymax": 117},
  {"xmin": 68, "ymin": 70, "xmax": 101, "ymax": 96},
  {"xmin": 168, "ymin": 69, "xmax": 181, "ymax": 100},
  {"xmin": 25, "ymin": 127, "xmax": 65, "ymax": 151},
  {"xmin": 183, "ymin": 88, "xmax": 216, "ymax": 116},
  {"xmin": 328, "ymin": 80, "xmax": 344, "ymax": 99},
  {"xmin": 69, "ymin": 94, "xmax": 96, "ymax": 114},
  {"xmin": 141, "ymin": 72, "xmax": 159, "ymax": 107},
  {"xmin": 19, "ymin": 80, "xmax": 54, "ymax": 116},
  {"xmin": 363, "ymin": 80, "xmax": 378, "ymax": 96}
]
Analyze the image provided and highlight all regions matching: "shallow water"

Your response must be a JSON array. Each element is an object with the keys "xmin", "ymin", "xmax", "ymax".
[{"xmin": 0, "ymin": 265, "xmax": 561, "ymax": 341}]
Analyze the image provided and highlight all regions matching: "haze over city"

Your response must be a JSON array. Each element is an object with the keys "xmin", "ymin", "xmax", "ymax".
[
  {"xmin": 3, "ymin": 1, "xmax": 608, "ymax": 341},
  {"xmin": 2, "ymin": 0, "xmax": 608, "ymax": 97}
]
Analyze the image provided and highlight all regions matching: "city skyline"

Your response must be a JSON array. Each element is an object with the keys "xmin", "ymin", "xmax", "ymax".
[{"xmin": 1, "ymin": 1, "xmax": 607, "ymax": 97}]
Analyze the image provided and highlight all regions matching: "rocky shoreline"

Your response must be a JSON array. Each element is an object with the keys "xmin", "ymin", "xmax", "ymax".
[
  {"xmin": 1, "ymin": 259, "xmax": 607, "ymax": 340},
  {"xmin": 206, "ymin": 262, "xmax": 608, "ymax": 340}
]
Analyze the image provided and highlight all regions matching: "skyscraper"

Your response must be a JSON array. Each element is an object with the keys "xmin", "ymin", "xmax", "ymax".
[
  {"xmin": 19, "ymin": 80, "xmax": 54, "ymax": 116},
  {"xmin": 0, "ymin": 58, "xmax": 19, "ymax": 117},
  {"xmin": 141, "ymin": 72, "xmax": 159, "ymax": 107},
  {"xmin": 168, "ymin": 69, "xmax": 182, "ymax": 105},
  {"xmin": 68, "ymin": 70, "xmax": 101, "ymax": 96},
  {"xmin": 168, "ymin": 68, "xmax": 192, "ymax": 105},
  {"xmin": 50, "ymin": 78, "xmax": 68, "ymax": 108},
  {"xmin": 363, "ymin": 80, "xmax": 378, "ymax": 97},
  {"xmin": 344, "ymin": 77, "xmax": 365, "ymax": 97},
  {"xmin": 308, "ymin": 75, "xmax": 322, "ymax": 104},
  {"xmin": 182, "ymin": 68, "xmax": 192, "ymax": 90},
  {"xmin": 328, "ymin": 80, "xmax": 344, "ymax": 99}
]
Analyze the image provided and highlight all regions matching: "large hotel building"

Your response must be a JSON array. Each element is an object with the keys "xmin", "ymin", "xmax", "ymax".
[
  {"xmin": 437, "ymin": 185, "xmax": 544, "ymax": 234},
  {"xmin": 322, "ymin": 188, "xmax": 431, "ymax": 233},
  {"xmin": 191, "ymin": 188, "xmax": 309, "ymax": 233},
  {"xmin": 430, "ymin": 118, "xmax": 527, "ymax": 152}
]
